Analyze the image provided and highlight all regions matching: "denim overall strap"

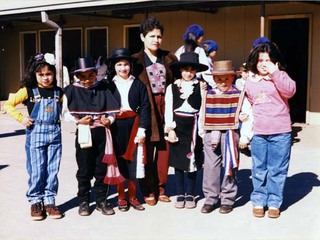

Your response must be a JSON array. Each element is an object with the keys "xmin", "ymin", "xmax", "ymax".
[
  {"xmin": 30, "ymin": 88, "xmax": 61, "ymax": 124},
  {"xmin": 25, "ymin": 87, "xmax": 62, "ymax": 205}
]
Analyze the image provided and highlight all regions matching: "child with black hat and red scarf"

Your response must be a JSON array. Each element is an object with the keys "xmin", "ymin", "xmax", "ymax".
[
  {"xmin": 62, "ymin": 57, "xmax": 121, "ymax": 216},
  {"xmin": 106, "ymin": 47, "xmax": 150, "ymax": 212},
  {"xmin": 165, "ymin": 51, "xmax": 208, "ymax": 209}
]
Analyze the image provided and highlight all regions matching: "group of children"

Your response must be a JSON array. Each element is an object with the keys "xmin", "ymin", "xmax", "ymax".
[{"xmin": 5, "ymin": 17, "xmax": 296, "ymax": 221}]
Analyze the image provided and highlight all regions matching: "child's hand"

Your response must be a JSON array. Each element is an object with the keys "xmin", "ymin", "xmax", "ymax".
[
  {"xmin": 239, "ymin": 112, "xmax": 249, "ymax": 122},
  {"xmin": 134, "ymin": 135, "xmax": 145, "ymax": 144},
  {"xmin": 200, "ymin": 81, "xmax": 207, "ymax": 91},
  {"xmin": 100, "ymin": 115, "xmax": 111, "ymax": 127},
  {"xmin": 212, "ymin": 143, "xmax": 218, "ymax": 150},
  {"xmin": 265, "ymin": 61, "xmax": 279, "ymax": 74},
  {"xmin": 78, "ymin": 115, "xmax": 93, "ymax": 125},
  {"xmin": 165, "ymin": 130, "xmax": 178, "ymax": 143},
  {"xmin": 22, "ymin": 117, "xmax": 34, "ymax": 128},
  {"xmin": 239, "ymin": 142, "xmax": 248, "ymax": 149}
]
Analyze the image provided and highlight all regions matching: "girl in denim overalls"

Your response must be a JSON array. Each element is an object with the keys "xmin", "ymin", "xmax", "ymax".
[{"xmin": 4, "ymin": 53, "xmax": 64, "ymax": 221}]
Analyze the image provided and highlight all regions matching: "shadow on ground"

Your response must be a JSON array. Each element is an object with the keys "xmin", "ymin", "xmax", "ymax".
[
  {"xmin": 292, "ymin": 125, "xmax": 302, "ymax": 144},
  {"xmin": 58, "ymin": 168, "xmax": 320, "ymax": 214},
  {"xmin": 282, "ymin": 172, "xmax": 320, "ymax": 211},
  {"xmin": 0, "ymin": 164, "xmax": 9, "ymax": 171},
  {"xmin": 0, "ymin": 129, "xmax": 25, "ymax": 138}
]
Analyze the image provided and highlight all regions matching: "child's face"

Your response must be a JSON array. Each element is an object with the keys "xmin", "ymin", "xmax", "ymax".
[
  {"xmin": 241, "ymin": 71, "xmax": 248, "ymax": 80},
  {"xmin": 141, "ymin": 29, "xmax": 162, "ymax": 54},
  {"xmin": 257, "ymin": 52, "xmax": 272, "ymax": 76},
  {"xmin": 115, "ymin": 59, "xmax": 131, "ymax": 79},
  {"xmin": 213, "ymin": 74, "xmax": 234, "ymax": 92},
  {"xmin": 36, "ymin": 65, "xmax": 54, "ymax": 88},
  {"xmin": 197, "ymin": 35, "xmax": 204, "ymax": 45},
  {"xmin": 181, "ymin": 66, "xmax": 196, "ymax": 81},
  {"xmin": 76, "ymin": 70, "xmax": 97, "ymax": 88},
  {"xmin": 209, "ymin": 50, "xmax": 217, "ymax": 59}
]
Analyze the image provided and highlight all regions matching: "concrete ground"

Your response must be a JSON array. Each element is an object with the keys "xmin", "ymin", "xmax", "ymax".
[{"xmin": 0, "ymin": 103, "xmax": 319, "ymax": 240}]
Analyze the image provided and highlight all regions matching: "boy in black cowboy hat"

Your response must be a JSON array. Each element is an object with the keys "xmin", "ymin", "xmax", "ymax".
[
  {"xmin": 164, "ymin": 51, "xmax": 208, "ymax": 209},
  {"xmin": 62, "ymin": 57, "xmax": 121, "ymax": 216}
]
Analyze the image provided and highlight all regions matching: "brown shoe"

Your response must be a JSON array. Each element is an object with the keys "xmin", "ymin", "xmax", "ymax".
[
  {"xmin": 96, "ymin": 201, "xmax": 115, "ymax": 215},
  {"xmin": 268, "ymin": 208, "xmax": 280, "ymax": 218},
  {"xmin": 45, "ymin": 204, "xmax": 63, "ymax": 219},
  {"xmin": 158, "ymin": 195, "xmax": 171, "ymax": 203},
  {"xmin": 129, "ymin": 198, "xmax": 145, "ymax": 211},
  {"xmin": 219, "ymin": 205, "xmax": 233, "ymax": 214},
  {"xmin": 252, "ymin": 207, "xmax": 265, "ymax": 218},
  {"xmin": 118, "ymin": 199, "xmax": 129, "ymax": 212},
  {"xmin": 144, "ymin": 196, "xmax": 157, "ymax": 206},
  {"xmin": 78, "ymin": 202, "xmax": 90, "ymax": 216},
  {"xmin": 31, "ymin": 202, "xmax": 45, "ymax": 221}
]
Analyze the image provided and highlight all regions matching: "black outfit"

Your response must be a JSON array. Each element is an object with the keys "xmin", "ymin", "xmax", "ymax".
[{"xmin": 64, "ymin": 80, "xmax": 120, "ymax": 204}]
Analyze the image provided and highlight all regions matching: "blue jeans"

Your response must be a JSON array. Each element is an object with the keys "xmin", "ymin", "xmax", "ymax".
[{"xmin": 250, "ymin": 133, "xmax": 291, "ymax": 209}]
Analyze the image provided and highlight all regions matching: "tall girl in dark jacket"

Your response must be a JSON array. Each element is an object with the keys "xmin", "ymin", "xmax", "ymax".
[{"xmin": 107, "ymin": 48, "xmax": 150, "ymax": 211}]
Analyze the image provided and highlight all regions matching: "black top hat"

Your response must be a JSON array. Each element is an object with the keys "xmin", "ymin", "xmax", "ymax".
[
  {"xmin": 170, "ymin": 52, "xmax": 208, "ymax": 78},
  {"xmin": 74, "ymin": 57, "xmax": 97, "ymax": 73},
  {"xmin": 106, "ymin": 48, "xmax": 136, "ymax": 66}
]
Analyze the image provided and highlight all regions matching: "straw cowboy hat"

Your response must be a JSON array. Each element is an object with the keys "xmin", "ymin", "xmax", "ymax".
[{"xmin": 206, "ymin": 60, "xmax": 237, "ymax": 76}]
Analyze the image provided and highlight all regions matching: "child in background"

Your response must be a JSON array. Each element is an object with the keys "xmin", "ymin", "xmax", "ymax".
[
  {"xmin": 62, "ymin": 57, "xmax": 120, "ymax": 216},
  {"xmin": 245, "ymin": 42, "xmax": 296, "ymax": 218},
  {"xmin": 165, "ymin": 51, "xmax": 208, "ymax": 209},
  {"xmin": 4, "ymin": 53, "xmax": 64, "ymax": 221},
  {"xmin": 235, "ymin": 62, "xmax": 249, "ymax": 91},
  {"xmin": 199, "ymin": 60, "xmax": 250, "ymax": 215},
  {"xmin": 202, "ymin": 39, "xmax": 218, "ymax": 73},
  {"xmin": 107, "ymin": 48, "xmax": 150, "ymax": 212},
  {"xmin": 175, "ymin": 24, "xmax": 211, "ymax": 83}
]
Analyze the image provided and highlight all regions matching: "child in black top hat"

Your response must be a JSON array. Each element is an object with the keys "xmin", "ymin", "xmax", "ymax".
[
  {"xmin": 164, "ymin": 51, "xmax": 208, "ymax": 209},
  {"xmin": 62, "ymin": 57, "xmax": 121, "ymax": 216}
]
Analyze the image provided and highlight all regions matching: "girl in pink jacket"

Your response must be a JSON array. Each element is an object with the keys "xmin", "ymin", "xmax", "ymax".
[{"xmin": 245, "ymin": 42, "xmax": 296, "ymax": 219}]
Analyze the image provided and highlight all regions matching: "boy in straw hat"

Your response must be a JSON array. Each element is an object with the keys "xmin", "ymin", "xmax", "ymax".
[
  {"xmin": 62, "ymin": 57, "xmax": 121, "ymax": 216},
  {"xmin": 198, "ymin": 60, "xmax": 252, "ymax": 214},
  {"xmin": 165, "ymin": 51, "xmax": 208, "ymax": 209}
]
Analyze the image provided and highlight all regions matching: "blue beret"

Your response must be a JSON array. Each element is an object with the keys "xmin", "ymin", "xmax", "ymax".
[
  {"xmin": 183, "ymin": 24, "xmax": 205, "ymax": 41},
  {"xmin": 252, "ymin": 36, "xmax": 271, "ymax": 48},
  {"xmin": 202, "ymin": 40, "xmax": 218, "ymax": 53}
]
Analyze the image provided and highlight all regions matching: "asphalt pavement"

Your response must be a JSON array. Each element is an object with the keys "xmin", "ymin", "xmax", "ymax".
[{"xmin": 0, "ymin": 103, "xmax": 319, "ymax": 240}]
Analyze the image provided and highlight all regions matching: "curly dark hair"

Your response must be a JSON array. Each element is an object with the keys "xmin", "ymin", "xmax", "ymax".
[
  {"xmin": 139, "ymin": 16, "xmax": 164, "ymax": 37},
  {"xmin": 246, "ymin": 42, "xmax": 286, "ymax": 75},
  {"xmin": 20, "ymin": 53, "xmax": 57, "ymax": 88}
]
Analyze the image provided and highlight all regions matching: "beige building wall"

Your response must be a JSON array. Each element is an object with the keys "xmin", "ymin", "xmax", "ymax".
[{"xmin": 1, "ymin": 2, "xmax": 319, "ymax": 124}]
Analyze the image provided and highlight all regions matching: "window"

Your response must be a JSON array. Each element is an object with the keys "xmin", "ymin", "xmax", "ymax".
[
  {"xmin": 124, "ymin": 24, "xmax": 143, "ymax": 54},
  {"xmin": 62, "ymin": 28, "xmax": 82, "ymax": 72},
  {"xmin": 85, "ymin": 27, "xmax": 108, "ymax": 62},
  {"xmin": 39, "ymin": 30, "xmax": 55, "ymax": 54},
  {"xmin": 20, "ymin": 31, "xmax": 37, "ymax": 79}
]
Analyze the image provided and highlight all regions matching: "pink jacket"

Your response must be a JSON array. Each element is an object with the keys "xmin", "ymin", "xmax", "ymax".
[{"xmin": 245, "ymin": 70, "xmax": 296, "ymax": 135}]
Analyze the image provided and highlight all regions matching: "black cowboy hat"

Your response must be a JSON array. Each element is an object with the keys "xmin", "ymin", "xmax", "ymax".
[
  {"xmin": 170, "ymin": 51, "xmax": 208, "ymax": 78},
  {"xmin": 106, "ymin": 48, "xmax": 136, "ymax": 66}
]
